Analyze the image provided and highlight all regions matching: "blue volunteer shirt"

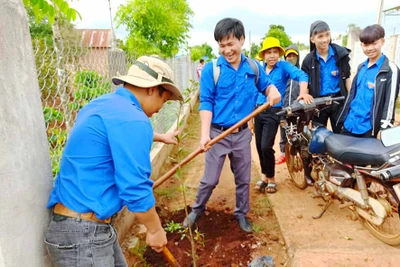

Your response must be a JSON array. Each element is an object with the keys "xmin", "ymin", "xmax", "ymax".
[
  {"xmin": 256, "ymin": 61, "xmax": 308, "ymax": 107},
  {"xmin": 317, "ymin": 45, "xmax": 340, "ymax": 96},
  {"xmin": 47, "ymin": 87, "xmax": 155, "ymax": 219},
  {"xmin": 199, "ymin": 54, "xmax": 272, "ymax": 127},
  {"xmin": 344, "ymin": 54, "xmax": 385, "ymax": 134}
]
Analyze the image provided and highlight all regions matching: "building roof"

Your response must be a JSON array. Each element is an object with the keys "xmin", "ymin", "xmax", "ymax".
[{"xmin": 77, "ymin": 29, "xmax": 115, "ymax": 48}]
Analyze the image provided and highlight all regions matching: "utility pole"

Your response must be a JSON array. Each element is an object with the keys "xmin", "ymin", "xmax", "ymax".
[
  {"xmin": 377, "ymin": 0, "xmax": 385, "ymax": 25},
  {"xmin": 248, "ymin": 31, "xmax": 252, "ymax": 57},
  {"xmin": 108, "ymin": 0, "xmax": 117, "ymax": 50}
]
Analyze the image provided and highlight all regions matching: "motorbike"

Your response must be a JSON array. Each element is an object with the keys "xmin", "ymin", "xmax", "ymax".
[{"xmin": 278, "ymin": 96, "xmax": 400, "ymax": 246}]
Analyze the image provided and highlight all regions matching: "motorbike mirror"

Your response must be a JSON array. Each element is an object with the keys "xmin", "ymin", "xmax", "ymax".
[{"xmin": 381, "ymin": 126, "xmax": 400, "ymax": 147}]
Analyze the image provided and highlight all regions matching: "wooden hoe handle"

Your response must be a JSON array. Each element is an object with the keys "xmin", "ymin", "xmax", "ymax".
[{"xmin": 153, "ymin": 102, "xmax": 271, "ymax": 189}]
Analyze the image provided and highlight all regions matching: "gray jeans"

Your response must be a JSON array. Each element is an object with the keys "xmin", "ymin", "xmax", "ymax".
[{"xmin": 45, "ymin": 214, "xmax": 127, "ymax": 267}]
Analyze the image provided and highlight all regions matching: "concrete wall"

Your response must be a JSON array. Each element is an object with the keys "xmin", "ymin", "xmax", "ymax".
[{"xmin": 0, "ymin": 1, "xmax": 53, "ymax": 266}]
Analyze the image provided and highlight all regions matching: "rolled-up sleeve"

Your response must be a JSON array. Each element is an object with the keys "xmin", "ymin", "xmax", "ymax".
[
  {"xmin": 285, "ymin": 62, "xmax": 309, "ymax": 83},
  {"xmin": 108, "ymin": 120, "xmax": 155, "ymax": 212},
  {"xmin": 199, "ymin": 62, "xmax": 215, "ymax": 112}
]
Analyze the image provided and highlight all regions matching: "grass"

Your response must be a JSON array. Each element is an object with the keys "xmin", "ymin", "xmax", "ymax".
[
  {"xmin": 252, "ymin": 223, "xmax": 265, "ymax": 233},
  {"xmin": 154, "ymin": 186, "xmax": 179, "ymax": 199},
  {"xmin": 252, "ymin": 196, "xmax": 273, "ymax": 216}
]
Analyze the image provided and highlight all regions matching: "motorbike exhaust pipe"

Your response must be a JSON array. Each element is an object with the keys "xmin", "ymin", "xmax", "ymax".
[{"xmin": 354, "ymin": 169, "xmax": 369, "ymax": 206}]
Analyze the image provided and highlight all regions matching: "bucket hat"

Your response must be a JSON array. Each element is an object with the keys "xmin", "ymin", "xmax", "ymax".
[
  {"xmin": 258, "ymin": 37, "xmax": 285, "ymax": 58},
  {"xmin": 112, "ymin": 56, "xmax": 183, "ymax": 101}
]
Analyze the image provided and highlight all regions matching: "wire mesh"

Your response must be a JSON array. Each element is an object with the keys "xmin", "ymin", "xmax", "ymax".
[{"xmin": 33, "ymin": 38, "xmax": 198, "ymax": 177}]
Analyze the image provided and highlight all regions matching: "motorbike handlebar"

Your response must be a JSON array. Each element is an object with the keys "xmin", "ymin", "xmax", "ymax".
[{"xmin": 276, "ymin": 96, "xmax": 346, "ymax": 117}]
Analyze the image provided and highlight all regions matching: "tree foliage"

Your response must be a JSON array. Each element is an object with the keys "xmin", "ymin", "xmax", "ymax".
[
  {"xmin": 294, "ymin": 41, "xmax": 309, "ymax": 51},
  {"xmin": 190, "ymin": 43, "xmax": 214, "ymax": 61},
  {"xmin": 23, "ymin": 0, "xmax": 81, "ymax": 24},
  {"xmin": 342, "ymin": 23, "xmax": 361, "ymax": 47},
  {"xmin": 26, "ymin": 5, "xmax": 80, "ymax": 45},
  {"xmin": 250, "ymin": 43, "xmax": 261, "ymax": 59},
  {"xmin": 115, "ymin": 0, "xmax": 193, "ymax": 59},
  {"xmin": 263, "ymin": 24, "xmax": 292, "ymax": 48}
]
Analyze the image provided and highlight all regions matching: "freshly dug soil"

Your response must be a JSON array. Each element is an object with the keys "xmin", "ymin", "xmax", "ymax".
[
  {"xmin": 122, "ymin": 101, "xmax": 288, "ymax": 266},
  {"xmin": 144, "ymin": 207, "xmax": 256, "ymax": 266}
]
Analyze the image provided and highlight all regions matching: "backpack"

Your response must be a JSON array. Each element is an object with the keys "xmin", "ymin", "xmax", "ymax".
[{"xmin": 212, "ymin": 57, "xmax": 260, "ymax": 86}]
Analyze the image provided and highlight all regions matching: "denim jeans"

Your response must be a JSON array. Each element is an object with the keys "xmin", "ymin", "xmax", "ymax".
[{"xmin": 44, "ymin": 214, "xmax": 127, "ymax": 267}]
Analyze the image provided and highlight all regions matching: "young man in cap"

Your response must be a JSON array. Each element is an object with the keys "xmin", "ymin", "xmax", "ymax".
[
  {"xmin": 338, "ymin": 24, "xmax": 400, "ymax": 138},
  {"xmin": 301, "ymin": 20, "xmax": 351, "ymax": 133},
  {"xmin": 44, "ymin": 56, "xmax": 183, "ymax": 266},
  {"xmin": 183, "ymin": 18, "xmax": 281, "ymax": 233},
  {"xmin": 253, "ymin": 37, "xmax": 310, "ymax": 194}
]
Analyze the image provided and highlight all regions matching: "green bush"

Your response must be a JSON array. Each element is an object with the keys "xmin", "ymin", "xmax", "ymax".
[
  {"xmin": 43, "ymin": 106, "xmax": 64, "ymax": 125},
  {"xmin": 50, "ymin": 146, "xmax": 63, "ymax": 177},
  {"xmin": 47, "ymin": 128, "xmax": 68, "ymax": 148},
  {"xmin": 73, "ymin": 70, "xmax": 111, "ymax": 109}
]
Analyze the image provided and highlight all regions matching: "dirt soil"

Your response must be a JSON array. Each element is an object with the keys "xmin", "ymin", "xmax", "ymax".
[
  {"xmin": 144, "ymin": 208, "xmax": 255, "ymax": 266},
  {"xmin": 121, "ymin": 102, "xmax": 288, "ymax": 266}
]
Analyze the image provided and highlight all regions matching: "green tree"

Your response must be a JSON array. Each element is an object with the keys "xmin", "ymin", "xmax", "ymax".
[
  {"xmin": 242, "ymin": 43, "xmax": 261, "ymax": 59},
  {"xmin": 342, "ymin": 23, "xmax": 361, "ymax": 47},
  {"xmin": 250, "ymin": 42, "xmax": 261, "ymax": 59},
  {"xmin": 190, "ymin": 43, "xmax": 214, "ymax": 61},
  {"xmin": 23, "ymin": 0, "xmax": 81, "ymax": 24},
  {"xmin": 115, "ymin": 0, "xmax": 193, "ymax": 59},
  {"xmin": 294, "ymin": 41, "xmax": 309, "ymax": 51},
  {"xmin": 263, "ymin": 24, "xmax": 292, "ymax": 48}
]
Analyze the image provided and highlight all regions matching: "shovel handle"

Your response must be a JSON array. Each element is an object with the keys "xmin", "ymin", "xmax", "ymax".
[
  {"xmin": 153, "ymin": 102, "xmax": 271, "ymax": 189},
  {"xmin": 163, "ymin": 246, "xmax": 181, "ymax": 267}
]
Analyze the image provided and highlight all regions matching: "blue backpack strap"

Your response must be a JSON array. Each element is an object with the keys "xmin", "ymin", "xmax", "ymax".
[
  {"xmin": 213, "ymin": 57, "xmax": 259, "ymax": 86},
  {"xmin": 245, "ymin": 57, "xmax": 259, "ymax": 85}
]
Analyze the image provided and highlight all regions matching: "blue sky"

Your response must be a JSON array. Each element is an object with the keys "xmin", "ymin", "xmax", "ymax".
[{"xmin": 71, "ymin": 0, "xmax": 400, "ymax": 54}]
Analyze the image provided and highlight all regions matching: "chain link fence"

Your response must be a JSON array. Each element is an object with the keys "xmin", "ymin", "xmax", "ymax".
[{"xmin": 33, "ymin": 38, "xmax": 198, "ymax": 177}]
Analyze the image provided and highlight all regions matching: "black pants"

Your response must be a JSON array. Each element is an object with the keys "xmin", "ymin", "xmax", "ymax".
[
  {"xmin": 313, "ymin": 100, "xmax": 343, "ymax": 133},
  {"xmin": 254, "ymin": 107, "xmax": 281, "ymax": 178},
  {"xmin": 279, "ymin": 125, "xmax": 287, "ymax": 154},
  {"xmin": 341, "ymin": 127, "xmax": 374, "ymax": 138}
]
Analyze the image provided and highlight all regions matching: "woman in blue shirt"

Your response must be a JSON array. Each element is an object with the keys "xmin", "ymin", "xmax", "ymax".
[{"xmin": 254, "ymin": 37, "xmax": 311, "ymax": 193}]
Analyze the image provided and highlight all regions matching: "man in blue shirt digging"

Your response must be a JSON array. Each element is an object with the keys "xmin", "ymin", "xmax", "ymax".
[
  {"xmin": 183, "ymin": 18, "xmax": 281, "ymax": 233},
  {"xmin": 45, "ymin": 56, "xmax": 183, "ymax": 266}
]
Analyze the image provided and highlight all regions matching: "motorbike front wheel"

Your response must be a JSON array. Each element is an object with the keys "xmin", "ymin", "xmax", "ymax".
[
  {"xmin": 354, "ymin": 177, "xmax": 400, "ymax": 246},
  {"xmin": 285, "ymin": 143, "xmax": 308, "ymax": 190}
]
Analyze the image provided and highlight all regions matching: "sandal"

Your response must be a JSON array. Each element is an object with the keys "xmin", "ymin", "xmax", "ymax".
[
  {"xmin": 275, "ymin": 155, "xmax": 286, "ymax": 165},
  {"xmin": 254, "ymin": 180, "xmax": 268, "ymax": 193},
  {"xmin": 266, "ymin": 182, "xmax": 277, "ymax": 194}
]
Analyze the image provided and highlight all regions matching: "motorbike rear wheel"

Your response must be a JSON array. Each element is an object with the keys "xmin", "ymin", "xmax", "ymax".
[
  {"xmin": 285, "ymin": 143, "xmax": 308, "ymax": 190},
  {"xmin": 354, "ymin": 177, "xmax": 400, "ymax": 246}
]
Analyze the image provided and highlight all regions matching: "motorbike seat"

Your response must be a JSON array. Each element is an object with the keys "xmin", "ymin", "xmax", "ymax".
[{"xmin": 325, "ymin": 134, "xmax": 400, "ymax": 166}]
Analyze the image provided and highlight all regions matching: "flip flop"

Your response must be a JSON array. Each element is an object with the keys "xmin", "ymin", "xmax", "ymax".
[
  {"xmin": 266, "ymin": 182, "xmax": 277, "ymax": 194},
  {"xmin": 275, "ymin": 155, "xmax": 286, "ymax": 165},
  {"xmin": 254, "ymin": 180, "xmax": 268, "ymax": 193}
]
